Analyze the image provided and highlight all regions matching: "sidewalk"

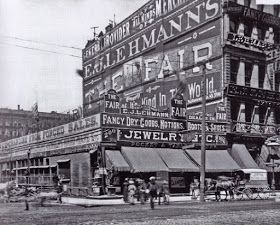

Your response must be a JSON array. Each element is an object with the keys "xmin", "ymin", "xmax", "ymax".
[{"xmin": 61, "ymin": 191, "xmax": 280, "ymax": 207}]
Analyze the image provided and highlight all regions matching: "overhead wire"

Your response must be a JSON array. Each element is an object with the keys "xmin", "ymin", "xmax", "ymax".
[
  {"xmin": 0, "ymin": 35, "xmax": 82, "ymax": 50},
  {"xmin": 0, "ymin": 41, "xmax": 82, "ymax": 59}
]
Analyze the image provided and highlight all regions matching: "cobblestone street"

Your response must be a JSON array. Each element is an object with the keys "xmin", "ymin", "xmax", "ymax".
[{"xmin": 0, "ymin": 200, "xmax": 280, "ymax": 225}]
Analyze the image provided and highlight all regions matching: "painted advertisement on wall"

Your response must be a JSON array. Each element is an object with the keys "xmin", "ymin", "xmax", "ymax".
[{"xmin": 83, "ymin": 0, "xmax": 222, "ymax": 116}]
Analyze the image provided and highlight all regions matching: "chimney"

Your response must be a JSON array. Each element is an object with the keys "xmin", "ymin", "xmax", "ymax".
[{"xmin": 18, "ymin": 105, "xmax": 20, "ymax": 110}]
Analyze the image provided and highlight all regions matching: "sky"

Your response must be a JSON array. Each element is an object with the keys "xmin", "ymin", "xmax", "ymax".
[{"xmin": 0, "ymin": 0, "xmax": 149, "ymax": 113}]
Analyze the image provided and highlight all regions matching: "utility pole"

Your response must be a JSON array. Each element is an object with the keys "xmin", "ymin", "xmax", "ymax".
[
  {"xmin": 200, "ymin": 64, "xmax": 207, "ymax": 203},
  {"xmin": 25, "ymin": 148, "xmax": 31, "ymax": 210},
  {"xmin": 90, "ymin": 26, "xmax": 99, "ymax": 39}
]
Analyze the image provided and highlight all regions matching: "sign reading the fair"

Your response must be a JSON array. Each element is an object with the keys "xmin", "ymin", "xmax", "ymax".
[
  {"xmin": 104, "ymin": 89, "xmax": 120, "ymax": 113},
  {"xmin": 171, "ymin": 93, "xmax": 187, "ymax": 120}
]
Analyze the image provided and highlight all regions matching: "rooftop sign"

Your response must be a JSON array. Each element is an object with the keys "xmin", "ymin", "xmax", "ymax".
[{"xmin": 0, "ymin": 114, "xmax": 101, "ymax": 151}]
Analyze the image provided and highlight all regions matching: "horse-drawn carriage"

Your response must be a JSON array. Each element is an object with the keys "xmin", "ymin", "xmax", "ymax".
[
  {"xmin": 205, "ymin": 169, "xmax": 271, "ymax": 201},
  {"xmin": 234, "ymin": 169, "xmax": 270, "ymax": 200}
]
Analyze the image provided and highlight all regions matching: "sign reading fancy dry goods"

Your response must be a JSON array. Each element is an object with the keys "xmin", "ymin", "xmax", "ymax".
[{"xmin": 101, "ymin": 113, "xmax": 186, "ymax": 131}]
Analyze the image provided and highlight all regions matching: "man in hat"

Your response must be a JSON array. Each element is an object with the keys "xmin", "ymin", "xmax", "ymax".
[
  {"xmin": 128, "ymin": 179, "xmax": 136, "ymax": 205},
  {"xmin": 162, "ymin": 180, "xmax": 170, "ymax": 205},
  {"xmin": 148, "ymin": 176, "xmax": 158, "ymax": 209},
  {"xmin": 137, "ymin": 179, "xmax": 146, "ymax": 204},
  {"xmin": 123, "ymin": 178, "xmax": 129, "ymax": 203}
]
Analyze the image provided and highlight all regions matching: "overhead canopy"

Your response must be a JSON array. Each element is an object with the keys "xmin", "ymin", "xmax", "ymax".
[
  {"xmin": 229, "ymin": 144, "xmax": 259, "ymax": 169},
  {"xmin": 57, "ymin": 159, "xmax": 70, "ymax": 163},
  {"xmin": 237, "ymin": 168, "xmax": 267, "ymax": 174},
  {"xmin": 155, "ymin": 148, "xmax": 199, "ymax": 172},
  {"xmin": 121, "ymin": 147, "xmax": 169, "ymax": 173},
  {"xmin": 106, "ymin": 150, "xmax": 130, "ymax": 172},
  {"xmin": 185, "ymin": 149, "xmax": 240, "ymax": 172}
]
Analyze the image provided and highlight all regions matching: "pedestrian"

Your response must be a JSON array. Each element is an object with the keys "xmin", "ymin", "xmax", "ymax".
[
  {"xmin": 128, "ymin": 179, "xmax": 136, "ymax": 205},
  {"xmin": 190, "ymin": 178, "xmax": 199, "ymax": 199},
  {"xmin": 138, "ymin": 179, "xmax": 146, "ymax": 204},
  {"xmin": 53, "ymin": 174, "xmax": 59, "ymax": 188},
  {"xmin": 123, "ymin": 178, "xmax": 129, "ymax": 203},
  {"xmin": 148, "ymin": 176, "xmax": 158, "ymax": 209},
  {"xmin": 56, "ymin": 177, "xmax": 63, "ymax": 203},
  {"xmin": 162, "ymin": 180, "xmax": 170, "ymax": 205}
]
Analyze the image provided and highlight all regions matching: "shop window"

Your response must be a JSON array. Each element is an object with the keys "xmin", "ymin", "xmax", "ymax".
[
  {"xmin": 230, "ymin": 18, "xmax": 239, "ymax": 33},
  {"xmin": 274, "ymin": 6, "xmax": 280, "ymax": 17},
  {"xmin": 230, "ymin": 59, "xmax": 239, "ymax": 84},
  {"xmin": 258, "ymin": 65, "xmax": 266, "ymax": 89},
  {"xmin": 231, "ymin": 100, "xmax": 240, "ymax": 121},
  {"xmin": 274, "ymin": 30, "xmax": 280, "ymax": 44},
  {"xmin": 244, "ymin": 22, "xmax": 252, "ymax": 37},
  {"xmin": 244, "ymin": 0, "xmax": 251, "ymax": 7},
  {"xmin": 275, "ymin": 107, "xmax": 280, "ymax": 124},
  {"xmin": 257, "ymin": 27, "xmax": 265, "ymax": 40},
  {"xmin": 257, "ymin": 5, "xmax": 264, "ymax": 12},
  {"xmin": 245, "ymin": 62, "xmax": 253, "ymax": 86},
  {"xmin": 259, "ymin": 106, "xmax": 266, "ymax": 124},
  {"xmin": 58, "ymin": 160, "xmax": 71, "ymax": 180},
  {"xmin": 46, "ymin": 158, "xmax": 49, "ymax": 166},
  {"xmin": 275, "ymin": 71, "xmax": 280, "ymax": 92},
  {"xmin": 245, "ymin": 104, "xmax": 254, "ymax": 123}
]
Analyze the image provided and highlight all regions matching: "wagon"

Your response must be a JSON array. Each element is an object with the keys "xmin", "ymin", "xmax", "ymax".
[{"xmin": 234, "ymin": 169, "xmax": 270, "ymax": 200}]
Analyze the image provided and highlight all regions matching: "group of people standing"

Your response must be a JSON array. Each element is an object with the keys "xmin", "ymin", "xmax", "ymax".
[{"xmin": 123, "ymin": 177, "xmax": 170, "ymax": 209}]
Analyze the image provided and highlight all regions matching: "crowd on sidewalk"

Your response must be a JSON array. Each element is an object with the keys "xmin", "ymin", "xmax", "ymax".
[{"xmin": 123, "ymin": 177, "xmax": 170, "ymax": 209}]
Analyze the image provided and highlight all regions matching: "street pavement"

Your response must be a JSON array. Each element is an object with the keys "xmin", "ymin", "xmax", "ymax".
[{"xmin": 0, "ymin": 199, "xmax": 280, "ymax": 225}]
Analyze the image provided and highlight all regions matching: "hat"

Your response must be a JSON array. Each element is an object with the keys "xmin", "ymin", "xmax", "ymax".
[
  {"xmin": 129, "ymin": 180, "xmax": 134, "ymax": 184},
  {"xmin": 149, "ymin": 176, "xmax": 156, "ymax": 181}
]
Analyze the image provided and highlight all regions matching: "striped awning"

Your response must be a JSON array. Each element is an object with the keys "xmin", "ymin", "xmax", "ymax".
[
  {"xmin": 121, "ymin": 147, "xmax": 169, "ymax": 173},
  {"xmin": 185, "ymin": 149, "xmax": 240, "ymax": 172},
  {"xmin": 106, "ymin": 150, "xmax": 130, "ymax": 172},
  {"xmin": 229, "ymin": 144, "xmax": 259, "ymax": 169},
  {"xmin": 156, "ymin": 148, "xmax": 199, "ymax": 172}
]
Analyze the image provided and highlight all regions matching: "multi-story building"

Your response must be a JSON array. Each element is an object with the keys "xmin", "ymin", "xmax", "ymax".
[
  {"xmin": 0, "ymin": 105, "xmax": 70, "ymax": 142},
  {"xmin": 0, "ymin": 0, "xmax": 279, "ymax": 194}
]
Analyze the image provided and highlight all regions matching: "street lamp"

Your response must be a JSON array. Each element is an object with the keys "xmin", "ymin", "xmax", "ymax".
[{"xmin": 266, "ymin": 142, "xmax": 280, "ymax": 190}]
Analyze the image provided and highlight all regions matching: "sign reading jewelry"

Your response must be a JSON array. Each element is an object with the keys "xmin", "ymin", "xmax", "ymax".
[{"xmin": 118, "ymin": 129, "xmax": 184, "ymax": 143}]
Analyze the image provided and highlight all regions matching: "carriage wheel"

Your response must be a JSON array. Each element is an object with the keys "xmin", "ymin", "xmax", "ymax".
[
  {"xmin": 261, "ymin": 187, "xmax": 270, "ymax": 200},
  {"xmin": 235, "ymin": 189, "xmax": 244, "ymax": 200},
  {"xmin": 244, "ymin": 188, "xmax": 254, "ymax": 200}
]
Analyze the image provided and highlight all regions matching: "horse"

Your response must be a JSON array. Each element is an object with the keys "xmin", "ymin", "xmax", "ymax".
[
  {"xmin": 214, "ymin": 179, "xmax": 235, "ymax": 201},
  {"xmin": 0, "ymin": 180, "xmax": 17, "ymax": 203}
]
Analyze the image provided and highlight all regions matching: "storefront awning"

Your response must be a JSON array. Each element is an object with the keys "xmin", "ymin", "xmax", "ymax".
[
  {"xmin": 229, "ymin": 144, "xmax": 259, "ymax": 169},
  {"xmin": 121, "ymin": 147, "xmax": 169, "ymax": 173},
  {"xmin": 106, "ymin": 150, "xmax": 130, "ymax": 172},
  {"xmin": 156, "ymin": 148, "xmax": 199, "ymax": 172},
  {"xmin": 185, "ymin": 149, "xmax": 240, "ymax": 172}
]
